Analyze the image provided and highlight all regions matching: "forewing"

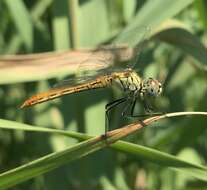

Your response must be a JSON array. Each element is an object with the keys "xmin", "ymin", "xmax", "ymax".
[
  {"xmin": 114, "ymin": 26, "xmax": 151, "ymax": 69},
  {"xmin": 54, "ymin": 26, "xmax": 151, "ymax": 89},
  {"xmin": 53, "ymin": 67, "xmax": 112, "ymax": 89}
]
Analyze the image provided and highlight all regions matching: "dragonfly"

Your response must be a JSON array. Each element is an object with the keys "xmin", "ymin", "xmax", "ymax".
[{"xmin": 20, "ymin": 27, "xmax": 163, "ymax": 134}]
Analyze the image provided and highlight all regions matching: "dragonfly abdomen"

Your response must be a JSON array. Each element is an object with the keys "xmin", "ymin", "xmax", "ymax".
[{"xmin": 20, "ymin": 76, "xmax": 113, "ymax": 108}]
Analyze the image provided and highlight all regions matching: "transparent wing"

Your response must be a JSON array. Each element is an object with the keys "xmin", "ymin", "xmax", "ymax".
[
  {"xmin": 53, "ymin": 46, "xmax": 132, "ymax": 88},
  {"xmin": 128, "ymin": 27, "xmax": 151, "ymax": 69},
  {"xmin": 76, "ymin": 44, "xmax": 132, "ymax": 74},
  {"xmin": 76, "ymin": 26, "xmax": 151, "ymax": 74},
  {"xmin": 54, "ymin": 25, "xmax": 150, "ymax": 89},
  {"xmin": 114, "ymin": 26, "xmax": 151, "ymax": 69},
  {"xmin": 53, "ymin": 67, "xmax": 110, "ymax": 88},
  {"xmin": 53, "ymin": 47, "xmax": 120, "ymax": 88},
  {"xmin": 53, "ymin": 66, "xmax": 127, "ymax": 89}
]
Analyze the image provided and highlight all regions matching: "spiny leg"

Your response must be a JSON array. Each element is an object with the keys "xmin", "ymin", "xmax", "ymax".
[
  {"xmin": 122, "ymin": 98, "xmax": 163, "ymax": 118},
  {"xmin": 121, "ymin": 98, "xmax": 136, "ymax": 117},
  {"xmin": 138, "ymin": 99, "xmax": 164, "ymax": 117},
  {"xmin": 105, "ymin": 97, "xmax": 128, "ymax": 136},
  {"xmin": 143, "ymin": 99, "xmax": 154, "ymax": 114}
]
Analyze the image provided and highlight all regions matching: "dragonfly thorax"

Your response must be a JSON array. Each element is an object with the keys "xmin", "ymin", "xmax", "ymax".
[{"xmin": 114, "ymin": 70, "xmax": 142, "ymax": 93}]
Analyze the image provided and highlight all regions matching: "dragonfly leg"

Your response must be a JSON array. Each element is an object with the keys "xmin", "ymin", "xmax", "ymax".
[
  {"xmin": 121, "ymin": 98, "xmax": 136, "ymax": 117},
  {"xmin": 105, "ymin": 97, "xmax": 128, "ymax": 136},
  {"xmin": 122, "ymin": 99, "xmax": 163, "ymax": 118},
  {"xmin": 143, "ymin": 99, "xmax": 154, "ymax": 113},
  {"xmin": 142, "ymin": 99, "xmax": 164, "ymax": 117}
]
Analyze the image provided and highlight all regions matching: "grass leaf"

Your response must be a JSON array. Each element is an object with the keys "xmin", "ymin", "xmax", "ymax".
[
  {"xmin": 0, "ymin": 112, "xmax": 207, "ymax": 188},
  {"xmin": 5, "ymin": 0, "xmax": 33, "ymax": 50}
]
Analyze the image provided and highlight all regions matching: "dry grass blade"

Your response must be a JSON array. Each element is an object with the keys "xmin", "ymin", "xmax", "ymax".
[
  {"xmin": 105, "ymin": 112, "xmax": 207, "ymax": 144},
  {"xmin": 0, "ymin": 111, "xmax": 207, "ymax": 189},
  {"xmin": 0, "ymin": 46, "xmax": 134, "ymax": 84}
]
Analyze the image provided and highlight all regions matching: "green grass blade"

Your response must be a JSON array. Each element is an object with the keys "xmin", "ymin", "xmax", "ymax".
[
  {"xmin": 115, "ymin": 0, "xmax": 193, "ymax": 44},
  {"xmin": 78, "ymin": 0, "xmax": 113, "ymax": 47},
  {"xmin": 0, "ymin": 136, "xmax": 106, "ymax": 189},
  {"xmin": 0, "ymin": 118, "xmax": 87, "ymax": 139},
  {"xmin": 31, "ymin": 0, "xmax": 52, "ymax": 21},
  {"xmin": 194, "ymin": 0, "xmax": 207, "ymax": 30},
  {"xmin": 111, "ymin": 141, "xmax": 207, "ymax": 181},
  {"xmin": 5, "ymin": 0, "xmax": 33, "ymax": 50},
  {"xmin": 154, "ymin": 25, "xmax": 207, "ymax": 66},
  {"xmin": 1, "ymin": 112, "xmax": 207, "ymax": 188},
  {"xmin": 115, "ymin": 18, "xmax": 207, "ymax": 68},
  {"xmin": 52, "ymin": 0, "xmax": 71, "ymax": 50}
]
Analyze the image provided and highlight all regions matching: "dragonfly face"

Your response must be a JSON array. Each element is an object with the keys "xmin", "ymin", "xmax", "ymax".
[{"xmin": 140, "ymin": 78, "xmax": 162, "ymax": 98}]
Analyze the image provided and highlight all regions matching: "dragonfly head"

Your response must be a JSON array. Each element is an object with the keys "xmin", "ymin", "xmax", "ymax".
[{"xmin": 141, "ymin": 78, "xmax": 162, "ymax": 97}]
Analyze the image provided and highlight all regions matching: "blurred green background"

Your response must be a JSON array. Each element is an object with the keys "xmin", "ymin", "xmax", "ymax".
[{"xmin": 1, "ymin": 0, "xmax": 207, "ymax": 189}]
